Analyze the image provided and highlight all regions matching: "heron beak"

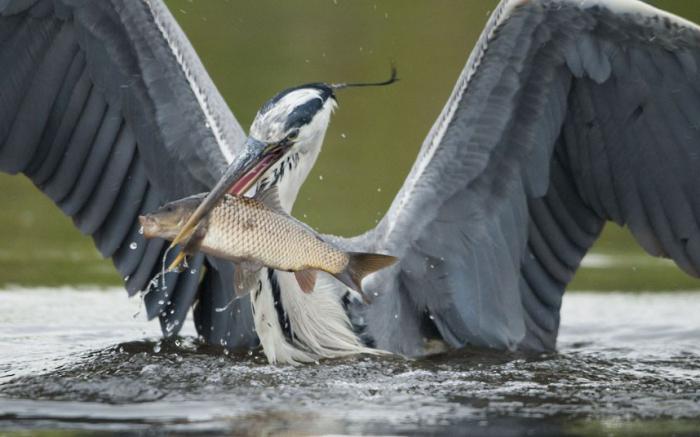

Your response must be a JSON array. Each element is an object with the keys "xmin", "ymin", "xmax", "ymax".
[{"xmin": 167, "ymin": 137, "xmax": 287, "ymax": 270}]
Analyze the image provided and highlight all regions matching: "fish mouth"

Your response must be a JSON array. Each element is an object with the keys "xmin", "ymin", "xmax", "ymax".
[
  {"xmin": 138, "ymin": 215, "xmax": 160, "ymax": 240},
  {"xmin": 168, "ymin": 137, "xmax": 289, "ymax": 251}
]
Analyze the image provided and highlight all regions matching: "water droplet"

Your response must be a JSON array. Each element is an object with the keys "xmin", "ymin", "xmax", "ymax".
[
  {"xmin": 340, "ymin": 133, "xmax": 347, "ymax": 139},
  {"xmin": 429, "ymin": 315, "xmax": 435, "ymax": 320},
  {"xmin": 394, "ymin": 314, "xmax": 399, "ymax": 319},
  {"xmin": 158, "ymin": 300, "xmax": 164, "ymax": 305},
  {"xmin": 190, "ymin": 269, "xmax": 197, "ymax": 274},
  {"xmin": 205, "ymin": 122, "xmax": 211, "ymax": 128},
  {"xmin": 138, "ymin": 226, "xmax": 144, "ymax": 235},
  {"xmin": 123, "ymin": 275, "xmax": 130, "ymax": 282},
  {"xmin": 430, "ymin": 264, "xmax": 435, "ymax": 269},
  {"xmin": 153, "ymin": 342, "xmax": 161, "ymax": 353},
  {"xmin": 318, "ymin": 174, "xmax": 324, "ymax": 181},
  {"xmin": 377, "ymin": 187, "xmax": 382, "ymax": 192},
  {"xmin": 129, "ymin": 242, "xmax": 137, "ymax": 250},
  {"xmin": 223, "ymin": 348, "xmax": 229, "ymax": 356}
]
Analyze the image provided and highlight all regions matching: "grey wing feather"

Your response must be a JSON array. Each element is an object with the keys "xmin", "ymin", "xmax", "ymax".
[
  {"xmin": 357, "ymin": 0, "xmax": 700, "ymax": 355},
  {"xmin": 0, "ymin": 0, "xmax": 255, "ymax": 346}
]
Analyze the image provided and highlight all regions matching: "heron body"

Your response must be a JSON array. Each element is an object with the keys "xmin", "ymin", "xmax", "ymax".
[
  {"xmin": 2, "ymin": 0, "xmax": 700, "ymax": 364},
  {"xmin": 228, "ymin": 84, "xmax": 377, "ymax": 363}
]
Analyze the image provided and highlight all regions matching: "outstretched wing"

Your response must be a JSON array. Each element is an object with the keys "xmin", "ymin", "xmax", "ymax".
[
  {"xmin": 361, "ymin": 0, "xmax": 700, "ymax": 355},
  {"xmin": 0, "ymin": 0, "xmax": 255, "ymax": 347}
]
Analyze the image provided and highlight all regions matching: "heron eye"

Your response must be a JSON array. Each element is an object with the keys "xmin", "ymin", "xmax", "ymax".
[{"xmin": 286, "ymin": 129, "xmax": 299, "ymax": 142}]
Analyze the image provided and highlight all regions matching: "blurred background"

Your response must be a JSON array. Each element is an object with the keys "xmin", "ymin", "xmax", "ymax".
[{"xmin": 1, "ymin": 0, "xmax": 699, "ymax": 290}]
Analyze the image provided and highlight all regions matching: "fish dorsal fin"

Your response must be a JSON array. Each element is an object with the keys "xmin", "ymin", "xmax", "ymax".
[
  {"xmin": 294, "ymin": 270, "xmax": 317, "ymax": 294},
  {"xmin": 255, "ymin": 186, "xmax": 285, "ymax": 213}
]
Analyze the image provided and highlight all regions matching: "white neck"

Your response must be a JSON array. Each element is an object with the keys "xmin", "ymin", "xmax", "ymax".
[
  {"xmin": 256, "ymin": 98, "xmax": 336, "ymax": 213},
  {"xmin": 272, "ymin": 135, "xmax": 324, "ymax": 214}
]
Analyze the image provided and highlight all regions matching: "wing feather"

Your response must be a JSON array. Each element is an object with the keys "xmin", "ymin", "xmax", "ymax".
[
  {"xmin": 0, "ymin": 0, "xmax": 253, "ymax": 344},
  {"xmin": 361, "ymin": 0, "xmax": 700, "ymax": 354}
]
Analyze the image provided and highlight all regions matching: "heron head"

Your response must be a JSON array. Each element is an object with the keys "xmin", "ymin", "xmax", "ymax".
[
  {"xmin": 251, "ymin": 84, "xmax": 337, "ymax": 154},
  {"xmin": 208, "ymin": 83, "xmax": 339, "ymax": 199}
]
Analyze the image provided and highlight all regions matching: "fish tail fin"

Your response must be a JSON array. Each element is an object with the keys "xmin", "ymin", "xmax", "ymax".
[{"xmin": 333, "ymin": 252, "xmax": 397, "ymax": 303}]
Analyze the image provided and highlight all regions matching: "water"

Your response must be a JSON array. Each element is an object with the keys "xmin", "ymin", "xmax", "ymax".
[{"xmin": 1, "ymin": 289, "xmax": 698, "ymax": 435}]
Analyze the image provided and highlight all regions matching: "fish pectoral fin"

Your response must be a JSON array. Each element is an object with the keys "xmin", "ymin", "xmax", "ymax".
[
  {"xmin": 233, "ymin": 265, "xmax": 260, "ymax": 297},
  {"xmin": 294, "ymin": 269, "xmax": 317, "ymax": 294},
  {"xmin": 254, "ymin": 186, "xmax": 285, "ymax": 214}
]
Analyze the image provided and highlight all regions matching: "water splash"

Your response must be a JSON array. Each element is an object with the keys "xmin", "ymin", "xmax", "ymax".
[
  {"xmin": 131, "ymin": 246, "xmax": 178, "ymax": 319},
  {"xmin": 214, "ymin": 293, "xmax": 243, "ymax": 313}
]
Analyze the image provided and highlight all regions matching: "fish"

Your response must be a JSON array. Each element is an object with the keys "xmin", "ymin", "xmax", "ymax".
[{"xmin": 138, "ymin": 187, "xmax": 397, "ymax": 302}]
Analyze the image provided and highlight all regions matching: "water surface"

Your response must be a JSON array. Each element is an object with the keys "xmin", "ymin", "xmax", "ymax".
[{"xmin": 1, "ymin": 289, "xmax": 698, "ymax": 435}]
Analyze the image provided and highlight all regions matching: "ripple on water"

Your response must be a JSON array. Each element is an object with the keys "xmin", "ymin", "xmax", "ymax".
[{"xmin": 0, "ymin": 290, "xmax": 699, "ymax": 435}]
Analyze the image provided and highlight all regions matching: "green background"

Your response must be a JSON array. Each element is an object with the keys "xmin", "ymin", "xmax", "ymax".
[{"xmin": 1, "ymin": 0, "xmax": 699, "ymax": 290}]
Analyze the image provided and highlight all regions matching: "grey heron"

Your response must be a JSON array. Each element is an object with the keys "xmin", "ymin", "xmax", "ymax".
[{"xmin": 2, "ymin": 0, "xmax": 700, "ymax": 364}]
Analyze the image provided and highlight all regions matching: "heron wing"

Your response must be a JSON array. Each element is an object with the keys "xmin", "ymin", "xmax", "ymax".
[
  {"xmin": 362, "ymin": 0, "xmax": 700, "ymax": 355},
  {"xmin": 0, "ymin": 0, "xmax": 255, "ymax": 347}
]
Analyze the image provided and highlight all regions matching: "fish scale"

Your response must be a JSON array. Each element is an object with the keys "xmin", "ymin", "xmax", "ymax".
[{"xmin": 202, "ymin": 195, "xmax": 349, "ymax": 274}]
